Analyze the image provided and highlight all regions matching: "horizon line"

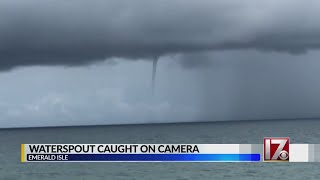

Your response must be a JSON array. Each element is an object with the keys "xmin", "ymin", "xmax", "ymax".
[{"xmin": 0, "ymin": 117, "xmax": 319, "ymax": 130}]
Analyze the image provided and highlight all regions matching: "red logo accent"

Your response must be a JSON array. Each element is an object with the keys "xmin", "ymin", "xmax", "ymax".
[{"xmin": 264, "ymin": 137, "xmax": 289, "ymax": 161}]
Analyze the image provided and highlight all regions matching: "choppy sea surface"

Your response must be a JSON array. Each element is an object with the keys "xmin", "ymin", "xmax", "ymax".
[{"xmin": 0, "ymin": 119, "xmax": 320, "ymax": 180}]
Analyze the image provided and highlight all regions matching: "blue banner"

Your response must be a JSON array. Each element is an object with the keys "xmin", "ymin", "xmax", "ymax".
[{"xmin": 27, "ymin": 154, "xmax": 261, "ymax": 162}]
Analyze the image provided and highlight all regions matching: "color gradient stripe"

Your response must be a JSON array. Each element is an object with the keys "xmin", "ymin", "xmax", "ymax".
[
  {"xmin": 27, "ymin": 154, "xmax": 261, "ymax": 162},
  {"xmin": 21, "ymin": 144, "xmax": 25, "ymax": 162}
]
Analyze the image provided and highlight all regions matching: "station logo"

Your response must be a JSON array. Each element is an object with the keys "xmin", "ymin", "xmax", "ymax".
[{"xmin": 264, "ymin": 137, "xmax": 289, "ymax": 162}]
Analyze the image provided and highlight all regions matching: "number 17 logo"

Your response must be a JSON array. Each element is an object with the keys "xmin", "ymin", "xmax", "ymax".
[{"xmin": 264, "ymin": 137, "xmax": 289, "ymax": 162}]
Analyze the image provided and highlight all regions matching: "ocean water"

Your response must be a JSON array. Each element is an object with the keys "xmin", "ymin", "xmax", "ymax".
[{"xmin": 0, "ymin": 119, "xmax": 320, "ymax": 180}]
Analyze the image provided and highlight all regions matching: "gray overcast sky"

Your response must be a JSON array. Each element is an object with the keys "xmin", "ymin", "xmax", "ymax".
[{"xmin": 1, "ymin": 1, "xmax": 320, "ymax": 127}]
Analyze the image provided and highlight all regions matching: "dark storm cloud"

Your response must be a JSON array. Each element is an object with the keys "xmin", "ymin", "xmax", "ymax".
[{"xmin": 1, "ymin": 0, "xmax": 320, "ymax": 70}]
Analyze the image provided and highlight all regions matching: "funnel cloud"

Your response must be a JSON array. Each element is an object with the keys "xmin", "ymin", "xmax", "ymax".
[
  {"xmin": 1, "ymin": 1, "xmax": 320, "ymax": 128},
  {"xmin": 151, "ymin": 58, "xmax": 158, "ymax": 95}
]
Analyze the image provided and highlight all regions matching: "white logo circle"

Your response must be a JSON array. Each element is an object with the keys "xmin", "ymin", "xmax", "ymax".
[{"xmin": 279, "ymin": 150, "xmax": 289, "ymax": 160}]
